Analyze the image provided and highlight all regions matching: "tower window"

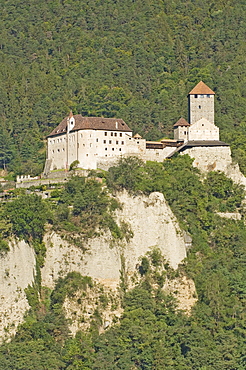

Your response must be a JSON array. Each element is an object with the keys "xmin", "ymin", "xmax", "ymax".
[
  {"xmin": 104, "ymin": 132, "xmax": 107, "ymax": 136},
  {"xmin": 200, "ymin": 94, "xmax": 204, "ymax": 98},
  {"xmin": 194, "ymin": 94, "xmax": 198, "ymax": 98},
  {"xmin": 207, "ymin": 94, "xmax": 210, "ymax": 98},
  {"xmin": 199, "ymin": 105, "xmax": 201, "ymax": 109}
]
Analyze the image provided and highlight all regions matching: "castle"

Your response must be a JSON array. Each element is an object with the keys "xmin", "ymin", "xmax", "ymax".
[{"xmin": 45, "ymin": 81, "xmax": 228, "ymax": 172}]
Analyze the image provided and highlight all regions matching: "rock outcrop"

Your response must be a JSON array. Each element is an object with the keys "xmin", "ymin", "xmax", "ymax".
[
  {"xmin": 0, "ymin": 240, "xmax": 36, "ymax": 342},
  {"xmin": 0, "ymin": 191, "xmax": 188, "ymax": 341}
]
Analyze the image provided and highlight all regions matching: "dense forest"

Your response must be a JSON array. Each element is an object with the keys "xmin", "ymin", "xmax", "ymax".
[
  {"xmin": 2, "ymin": 0, "xmax": 246, "ymax": 368},
  {"xmin": 0, "ymin": 155, "xmax": 246, "ymax": 368},
  {"xmin": 1, "ymin": 0, "xmax": 246, "ymax": 174}
]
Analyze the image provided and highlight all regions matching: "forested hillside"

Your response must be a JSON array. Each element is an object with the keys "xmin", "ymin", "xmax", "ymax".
[
  {"xmin": 1, "ymin": 0, "xmax": 246, "ymax": 174},
  {"xmin": 1, "ymin": 156, "xmax": 246, "ymax": 368}
]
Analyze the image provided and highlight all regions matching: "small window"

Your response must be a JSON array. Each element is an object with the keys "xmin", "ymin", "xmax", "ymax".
[
  {"xmin": 57, "ymin": 149, "xmax": 60, "ymax": 152},
  {"xmin": 207, "ymin": 94, "xmax": 210, "ymax": 98},
  {"xmin": 137, "ymin": 141, "xmax": 139, "ymax": 144},
  {"xmin": 103, "ymin": 140, "xmax": 106, "ymax": 144},
  {"xmin": 200, "ymin": 94, "xmax": 204, "ymax": 98},
  {"xmin": 194, "ymin": 94, "xmax": 198, "ymax": 98},
  {"xmin": 116, "ymin": 141, "xmax": 118, "ymax": 144},
  {"xmin": 96, "ymin": 138, "xmax": 98, "ymax": 142},
  {"xmin": 121, "ymin": 141, "xmax": 124, "ymax": 145},
  {"xmin": 109, "ymin": 140, "xmax": 112, "ymax": 144},
  {"xmin": 104, "ymin": 132, "xmax": 107, "ymax": 136},
  {"xmin": 120, "ymin": 133, "xmax": 122, "ymax": 137},
  {"xmin": 119, "ymin": 148, "xmax": 121, "ymax": 151},
  {"xmin": 114, "ymin": 133, "xmax": 117, "ymax": 137},
  {"xmin": 202, "ymin": 124, "xmax": 204, "ymax": 127},
  {"xmin": 52, "ymin": 150, "xmax": 54, "ymax": 153},
  {"xmin": 90, "ymin": 143, "xmax": 92, "ymax": 147},
  {"xmin": 199, "ymin": 105, "xmax": 201, "ymax": 109},
  {"xmin": 105, "ymin": 148, "xmax": 107, "ymax": 151},
  {"xmin": 112, "ymin": 148, "xmax": 114, "ymax": 151},
  {"xmin": 111, "ymin": 132, "xmax": 113, "ymax": 136},
  {"xmin": 184, "ymin": 131, "xmax": 186, "ymax": 135}
]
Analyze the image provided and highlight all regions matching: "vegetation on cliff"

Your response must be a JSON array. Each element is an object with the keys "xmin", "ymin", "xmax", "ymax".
[
  {"xmin": 2, "ymin": 0, "xmax": 246, "ymax": 174},
  {"xmin": 1, "ymin": 155, "xmax": 246, "ymax": 368}
]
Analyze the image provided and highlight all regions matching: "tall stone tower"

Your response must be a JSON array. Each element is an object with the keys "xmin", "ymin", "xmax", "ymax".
[{"xmin": 188, "ymin": 81, "xmax": 215, "ymax": 125}]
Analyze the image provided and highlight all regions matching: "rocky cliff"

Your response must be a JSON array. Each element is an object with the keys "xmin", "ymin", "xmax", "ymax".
[{"xmin": 0, "ymin": 191, "xmax": 188, "ymax": 341}]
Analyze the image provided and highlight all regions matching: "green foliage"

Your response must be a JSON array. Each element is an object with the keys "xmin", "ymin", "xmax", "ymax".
[
  {"xmin": 69, "ymin": 160, "xmax": 80, "ymax": 171},
  {"xmin": 53, "ymin": 176, "xmax": 131, "ymax": 245},
  {"xmin": 5, "ymin": 194, "xmax": 52, "ymax": 242}
]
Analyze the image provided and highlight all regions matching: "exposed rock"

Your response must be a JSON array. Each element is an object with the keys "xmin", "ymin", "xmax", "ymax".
[
  {"xmin": 165, "ymin": 275, "xmax": 198, "ymax": 315},
  {"xmin": 182, "ymin": 146, "xmax": 246, "ymax": 187},
  {"xmin": 0, "ymin": 240, "xmax": 36, "ymax": 342},
  {"xmin": 41, "ymin": 191, "xmax": 187, "ymax": 290}
]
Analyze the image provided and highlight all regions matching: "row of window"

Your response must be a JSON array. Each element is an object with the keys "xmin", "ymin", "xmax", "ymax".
[
  {"xmin": 51, "ymin": 133, "xmax": 125, "ymax": 144},
  {"xmin": 103, "ymin": 140, "xmax": 124, "ymax": 145},
  {"xmin": 105, "ymin": 147, "xmax": 122, "ymax": 151},
  {"xmin": 194, "ymin": 94, "xmax": 210, "ymax": 98},
  {"xmin": 104, "ymin": 132, "xmax": 123, "ymax": 137}
]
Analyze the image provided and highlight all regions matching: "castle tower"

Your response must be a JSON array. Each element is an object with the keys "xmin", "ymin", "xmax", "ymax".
[{"xmin": 188, "ymin": 81, "xmax": 215, "ymax": 125}]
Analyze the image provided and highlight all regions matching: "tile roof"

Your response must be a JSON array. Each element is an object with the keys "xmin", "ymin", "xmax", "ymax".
[
  {"xmin": 173, "ymin": 117, "xmax": 190, "ymax": 127},
  {"xmin": 47, "ymin": 114, "xmax": 132, "ymax": 137},
  {"xmin": 188, "ymin": 81, "xmax": 215, "ymax": 95}
]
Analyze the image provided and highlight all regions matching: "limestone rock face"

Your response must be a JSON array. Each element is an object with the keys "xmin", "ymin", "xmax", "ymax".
[
  {"xmin": 0, "ymin": 240, "xmax": 36, "ymax": 342},
  {"xmin": 183, "ymin": 146, "xmax": 246, "ymax": 186},
  {"xmin": 41, "ymin": 191, "xmax": 187, "ymax": 290},
  {"xmin": 0, "ymin": 191, "xmax": 188, "ymax": 341}
]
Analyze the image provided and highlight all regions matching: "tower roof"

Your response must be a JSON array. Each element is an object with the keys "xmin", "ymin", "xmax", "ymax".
[
  {"xmin": 188, "ymin": 81, "xmax": 215, "ymax": 95},
  {"xmin": 173, "ymin": 117, "xmax": 190, "ymax": 127}
]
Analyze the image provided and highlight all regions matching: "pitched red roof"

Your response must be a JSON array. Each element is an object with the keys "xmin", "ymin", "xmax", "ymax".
[
  {"xmin": 173, "ymin": 117, "xmax": 190, "ymax": 127},
  {"xmin": 189, "ymin": 81, "xmax": 215, "ymax": 95},
  {"xmin": 47, "ymin": 115, "xmax": 132, "ymax": 137}
]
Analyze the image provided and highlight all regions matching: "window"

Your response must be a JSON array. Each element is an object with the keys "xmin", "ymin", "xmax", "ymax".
[
  {"xmin": 96, "ymin": 138, "xmax": 98, "ymax": 142},
  {"xmin": 121, "ymin": 141, "xmax": 124, "ymax": 145},
  {"xmin": 57, "ymin": 149, "xmax": 60, "ymax": 152},
  {"xmin": 184, "ymin": 131, "xmax": 186, "ymax": 135},
  {"xmin": 199, "ymin": 105, "xmax": 201, "ymax": 109},
  {"xmin": 116, "ymin": 141, "xmax": 118, "ymax": 144},
  {"xmin": 90, "ymin": 143, "xmax": 92, "ymax": 147},
  {"xmin": 109, "ymin": 140, "xmax": 112, "ymax": 144},
  {"xmin": 119, "ymin": 148, "xmax": 121, "ymax": 151},
  {"xmin": 103, "ymin": 140, "xmax": 106, "ymax": 144},
  {"xmin": 137, "ymin": 141, "xmax": 139, "ymax": 144},
  {"xmin": 120, "ymin": 133, "xmax": 122, "ymax": 137},
  {"xmin": 112, "ymin": 148, "xmax": 114, "ymax": 151},
  {"xmin": 200, "ymin": 94, "xmax": 204, "ymax": 98},
  {"xmin": 111, "ymin": 132, "xmax": 113, "ymax": 136},
  {"xmin": 114, "ymin": 133, "xmax": 117, "ymax": 137},
  {"xmin": 105, "ymin": 147, "xmax": 107, "ymax": 150},
  {"xmin": 194, "ymin": 94, "xmax": 198, "ymax": 98},
  {"xmin": 104, "ymin": 132, "xmax": 107, "ymax": 136},
  {"xmin": 207, "ymin": 94, "xmax": 210, "ymax": 98}
]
